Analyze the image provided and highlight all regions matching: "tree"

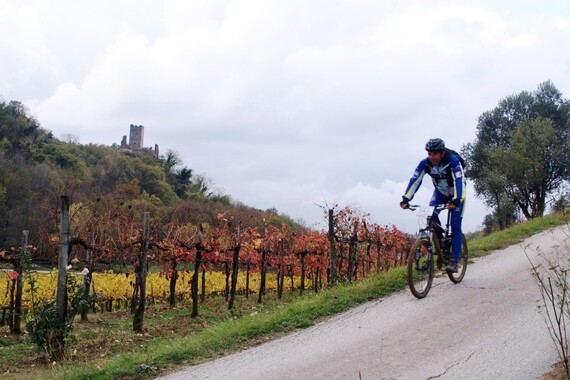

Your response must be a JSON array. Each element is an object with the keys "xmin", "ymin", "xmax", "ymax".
[
  {"xmin": 494, "ymin": 118, "xmax": 566, "ymax": 218},
  {"xmin": 463, "ymin": 81, "xmax": 570, "ymax": 224}
]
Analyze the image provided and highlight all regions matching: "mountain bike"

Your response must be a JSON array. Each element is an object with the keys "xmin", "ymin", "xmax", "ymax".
[{"xmin": 406, "ymin": 204, "xmax": 468, "ymax": 299}]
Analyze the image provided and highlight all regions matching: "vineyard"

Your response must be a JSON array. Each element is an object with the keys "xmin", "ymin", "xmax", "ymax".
[
  {"xmin": 0, "ymin": 195, "xmax": 412, "ymax": 366},
  {"xmin": 0, "ymin": 270, "xmax": 293, "ymax": 315}
]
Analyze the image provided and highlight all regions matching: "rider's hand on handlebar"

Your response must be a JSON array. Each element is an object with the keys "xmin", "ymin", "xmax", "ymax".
[{"xmin": 447, "ymin": 199, "xmax": 460, "ymax": 210}]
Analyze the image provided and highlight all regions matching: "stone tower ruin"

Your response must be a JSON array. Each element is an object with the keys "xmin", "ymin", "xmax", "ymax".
[
  {"xmin": 129, "ymin": 124, "xmax": 144, "ymax": 150},
  {"xmin": 120, "ymin": 124, "xmax": 158, "ymax": 158}
]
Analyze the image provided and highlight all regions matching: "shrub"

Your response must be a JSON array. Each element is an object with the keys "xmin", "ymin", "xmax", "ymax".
[{"xmin": 26, "ymin": 276, "xmax": 89, "ymax": 361}]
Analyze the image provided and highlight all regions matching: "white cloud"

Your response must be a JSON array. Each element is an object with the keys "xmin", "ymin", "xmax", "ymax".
[{"xmin": 1, "ymin": 0, "xmax": 568, "ymax": 233}]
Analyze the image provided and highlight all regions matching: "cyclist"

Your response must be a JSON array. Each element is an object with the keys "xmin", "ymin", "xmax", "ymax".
[{"xmin": 399, "ymin": 138, "xmax": 466, "ymax": 273}]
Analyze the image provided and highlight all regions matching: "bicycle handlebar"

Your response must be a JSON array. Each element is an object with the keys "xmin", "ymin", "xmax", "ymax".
[{"xmin": 405, "ymin": 204, "xmax": 449, "ymax": 212}]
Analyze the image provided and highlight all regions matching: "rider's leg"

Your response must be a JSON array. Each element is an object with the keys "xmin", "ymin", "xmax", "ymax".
[
  {"xmin": 430, "ymin": 211, "xmax": 443, "ymax": 241},
  {"xmin": 450, "ymin": 201, "xmax": 465, "ymax": 263},
  {"xmin": 429, "ymin": 191, "xmax": 446, "ymax": 241}
]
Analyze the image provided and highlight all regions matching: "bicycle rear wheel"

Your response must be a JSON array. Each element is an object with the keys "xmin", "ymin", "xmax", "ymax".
[
  {"xmin": 407, "ymin": 238, "xmax": 434, "ymax": 299},
  {"xmin": 447, "ymin": 235, "xmax": 468, "ymax": 283}
]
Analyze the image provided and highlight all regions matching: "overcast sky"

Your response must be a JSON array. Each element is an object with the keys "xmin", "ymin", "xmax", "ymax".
[{"xmin": 2, "ymin": 0, "xmax": 570, "ymax": 233}]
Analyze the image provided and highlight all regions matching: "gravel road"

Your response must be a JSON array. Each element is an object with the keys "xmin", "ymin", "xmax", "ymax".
[{"xmin": 157, "ymin": 226, "xmax": 569, "ymax": 380}]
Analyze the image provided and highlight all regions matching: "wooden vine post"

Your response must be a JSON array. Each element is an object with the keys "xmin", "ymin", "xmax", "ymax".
[
  {"xmin": 257, "ymin": 228, "xmax": 268, "ymax": 304},
  {"xmin": 228, "ymin": 222, "xmax": 241, "ymax": 310},
  {"xmin": 5, "ymin": 230, "xmax": 29, "ymax": 334},
  {"xmin": 81, "ymin": 240, "xmax": 95, "ymax": 321},
  {"xmin": 277, "ymin": 239, "xmax": 285, "ymax": 299},
  {"xmin": 12, "ymin": 230, "xmax": 28, "ymax": 334},
  {"xmin": 55, "ymin": 195, "xmax": 70, "ymax": 359},
  {"xmin": 168, "ymin": 256, "xmax": 178, "ymax": 308},
  {"xmin": 191, "ymin": 225, "xmax": 204, "ymax": 318},
  {"xmin": 347, "ymin": 220, "xmax": 359, "ymax": 282},
  {"xmin": 299, "ymin": 250, "xmax": 307, "ymax": 295},
  {"xmin": 328, "ymin": 209, "xmax": 337, "ymax": 286},
  {"xmin": 133, "ymin": 212, "xmax": 150, "ymax": 333}
]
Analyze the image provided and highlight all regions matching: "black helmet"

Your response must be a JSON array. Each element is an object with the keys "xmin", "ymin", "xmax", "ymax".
[{"xmin": 425, "ymin": 138, "xmax": 445, "ymax": 152}]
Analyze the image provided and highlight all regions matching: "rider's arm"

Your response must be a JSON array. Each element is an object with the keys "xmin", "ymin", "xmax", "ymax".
[
  {"xmin": 402, "ymin": 159, "xmax": 428, "ymax": 202},
  {"xmin": 450, "ymin": 155, "xmax": 465, "ymax": 206}
]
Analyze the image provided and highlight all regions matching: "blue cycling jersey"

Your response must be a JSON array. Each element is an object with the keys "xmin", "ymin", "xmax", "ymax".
[{"xmin": 403, "ymin": 153, "xmax": 466, "ymax": 204}]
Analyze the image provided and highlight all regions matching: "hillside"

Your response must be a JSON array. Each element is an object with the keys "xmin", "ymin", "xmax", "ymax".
[{"xmin": 0, "ymin": 99, "xmax": 298, "ymax": 258}]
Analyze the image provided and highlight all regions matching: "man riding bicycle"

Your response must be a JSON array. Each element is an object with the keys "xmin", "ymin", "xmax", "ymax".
[{"xmin": 400, "ymin": 138, "xmax": 466, "ymax": 273}]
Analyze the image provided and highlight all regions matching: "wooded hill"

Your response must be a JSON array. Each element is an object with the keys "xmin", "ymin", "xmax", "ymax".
[{"xmin": 0, "ymin": 99, "xmax": 298, "ymax": 260}]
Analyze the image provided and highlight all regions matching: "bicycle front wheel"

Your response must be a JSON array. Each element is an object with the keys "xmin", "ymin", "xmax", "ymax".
[
  {"xmin": 447, "ymin": 235, "xmax": 468, "ymax": 283},
  {"xmin": 407, "ymin": 238, "xmax": 434, "ymax": 299}
]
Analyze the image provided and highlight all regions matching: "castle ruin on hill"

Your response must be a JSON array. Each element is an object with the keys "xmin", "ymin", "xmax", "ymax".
[{"xmin": 120, "ymin": 124, "xmax": 159, "ymax": 158}]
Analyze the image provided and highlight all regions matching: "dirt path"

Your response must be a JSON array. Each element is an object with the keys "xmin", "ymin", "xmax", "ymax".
[{"xmin": 158, "ymin": 226, "xmax": 568, "ymax": 380}]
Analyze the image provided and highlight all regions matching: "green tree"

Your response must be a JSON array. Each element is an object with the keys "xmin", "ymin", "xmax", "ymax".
[
  {"xmin": 463, "ymin": 81, "xmax": 570, "ymax": 225},
  {"xmin": 134, "ymin": 158, "xmax": 177, "ymax": 205},
  {"xmin": 160, "ymin": 149, "xmax": 195, "ymax": 198},
  {"xmin": 0, "ymin": 100, "xmax": 51, "ymax": 159}
]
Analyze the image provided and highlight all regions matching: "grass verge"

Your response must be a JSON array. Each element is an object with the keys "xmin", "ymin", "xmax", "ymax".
[{"xmin": 468, "ymin": 212, "xmax": 570, "ymax": 258}]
